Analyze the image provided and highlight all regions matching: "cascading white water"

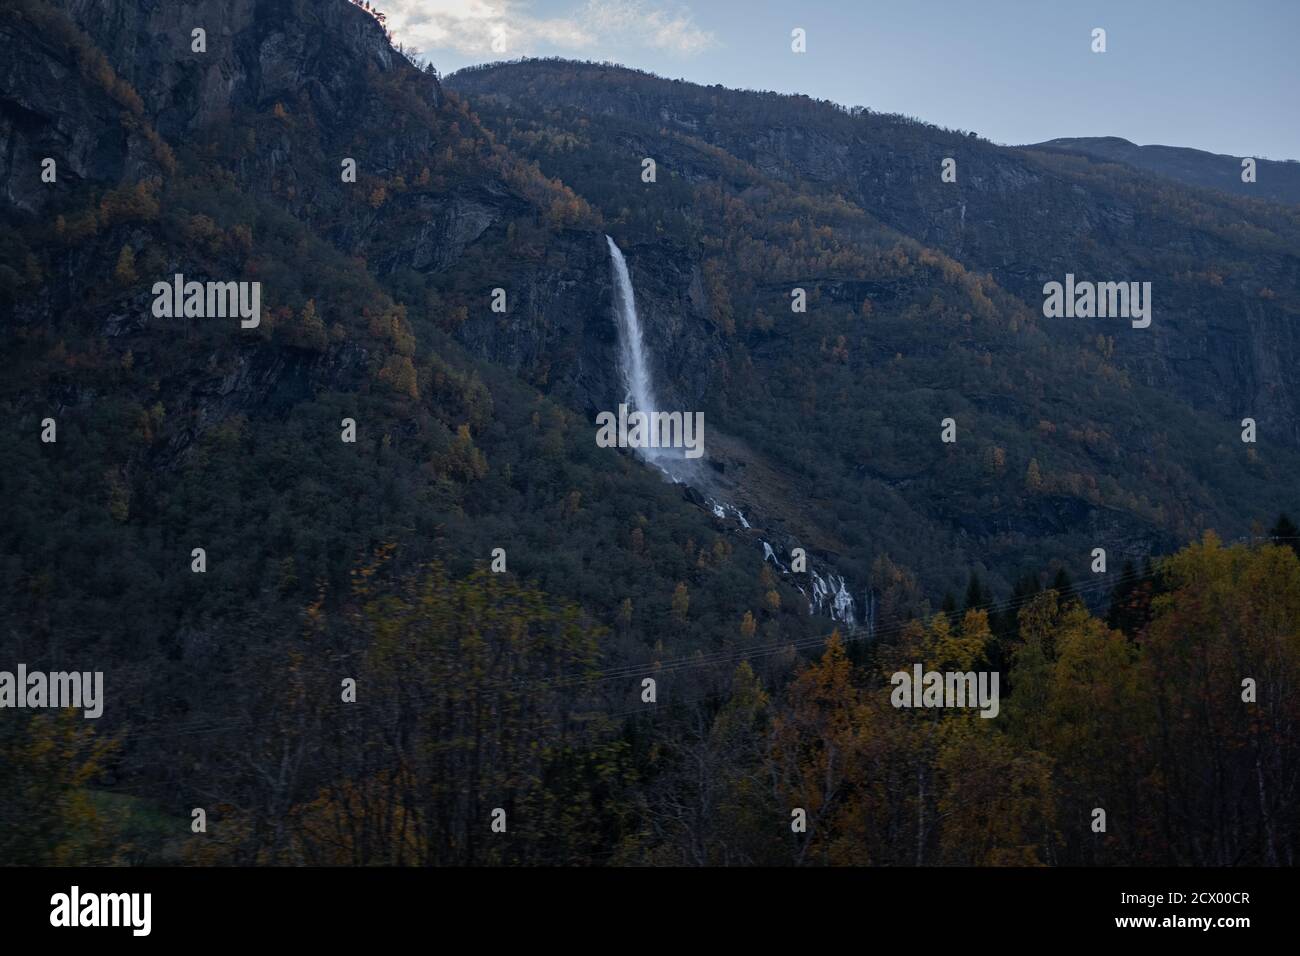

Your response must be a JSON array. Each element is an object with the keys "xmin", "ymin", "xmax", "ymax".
[
  {"xmin": 603, "ymin": 236, "xmax": 857, "ymax": 626},
  {"xmin": 606, "ymin": 236, "xmax": 661, "ymax": 461}
]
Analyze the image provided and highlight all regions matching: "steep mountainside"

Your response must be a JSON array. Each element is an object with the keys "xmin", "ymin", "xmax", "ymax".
[
  {"xmin": 450, "ymin": 60, "xmax": 1300, "ymax": 455},
  {"xmin": 1, "ymin": 0, "xmax": 826, "ymax": 822},
  {"xmin": 447, "ymin": 58, "xmax": 1300, "ymax": 598}
]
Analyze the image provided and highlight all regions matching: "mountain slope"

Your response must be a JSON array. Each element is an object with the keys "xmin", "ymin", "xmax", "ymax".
[
  {"xmin": 1029, "ymin": 136, "xmax": 1300, "ymax": 205},
  {"xmin": 2, "ymin": 1, "xmax": 834, "ymax": 862},
  {"xmin": 449, "ymin": 59, "xmax": 1300, "ymax": 456},
  {"xmin": 447, "ymin": 58, "xmax": 1300, "ymax": 601}
]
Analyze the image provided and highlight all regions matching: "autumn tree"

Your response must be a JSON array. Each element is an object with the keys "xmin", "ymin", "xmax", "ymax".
[
  {"xmin": 113, "ymin": 245, "xmax": 136, "ymax": 284},
  {"xmin": 670, "ymin": 582, "xmax": 690, "ymax": 626},
  {"xmin": 1140, "ymin": 534, "xmax": 1300, "ymax": 865},
  {"xmin": 0, "ymin": 711, "xmax": 119, "ymax": 865}
]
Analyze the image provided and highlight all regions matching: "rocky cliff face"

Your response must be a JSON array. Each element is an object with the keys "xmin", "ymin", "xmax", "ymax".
[
  {"xmin": 3, "ymin": 0, "xmax": 409, "ymax": 215},
  {"xmin": 1, "ymin": 5, "xmax": 158, "ymax": 213},
  {"xmin": 59, "ymin": 0, "xmax": 416, "ymax": 140}
]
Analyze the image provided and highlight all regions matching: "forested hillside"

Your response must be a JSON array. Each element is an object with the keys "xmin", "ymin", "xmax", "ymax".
[
  {"xmin": 1, "ymin": 4, "xmax": 1298, "ymax": 866},
  {"xmin": 451, "ymin": 59, "xmax": 1300, "ymax": 447},
  {"xmin": 448, "ymin": 58, "xmax": 1300, "ymax": 596}
]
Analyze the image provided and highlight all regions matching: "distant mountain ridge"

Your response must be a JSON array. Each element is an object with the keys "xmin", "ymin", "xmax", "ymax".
[{"xmin": 1027, "ymin": 136, "xmax": 1300, "ymax": 204}]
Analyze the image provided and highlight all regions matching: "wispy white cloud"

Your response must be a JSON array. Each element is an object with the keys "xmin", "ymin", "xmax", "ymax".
[
  {"xmin": 578, "ymin": 0, "xmax": 715, "ymax": 55},
  {"xmin": 378, "ymin": 0, "xmax": 716, "ymax": 59}
]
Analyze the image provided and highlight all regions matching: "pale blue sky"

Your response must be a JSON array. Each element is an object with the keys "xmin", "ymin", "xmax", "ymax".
[{"xmin": 382, "ymin": 0, "xmax": 1300, "ymax": 160}]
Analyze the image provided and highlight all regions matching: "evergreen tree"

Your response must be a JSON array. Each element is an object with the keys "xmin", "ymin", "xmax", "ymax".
[
  {"xmin": 1270, "ymin": 512, "xmax": 1300, "ymax": 557},
  {"xmin": 1107, "ymin": 559, "xmax": 1135, "ymax": 626},
  {"xmin": 1051, "ymin": 567, "xmax": 1073, "ymax": 602},
  {"xmin": 963, "ymin": 570, "xmax": 990, "ymax": 611},
  {"xmin": 940, "ymin": 590, "xmax": 957, "ymax": 620}
]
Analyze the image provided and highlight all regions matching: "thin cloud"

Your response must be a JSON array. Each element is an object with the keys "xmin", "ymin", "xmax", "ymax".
[
  {"xmin": 378, "ymin": 0, "xmax": 716, "ymax": 58},
  {"xmin": 579, "ymin": 0, "xmax": 715, "ymax": 55}
]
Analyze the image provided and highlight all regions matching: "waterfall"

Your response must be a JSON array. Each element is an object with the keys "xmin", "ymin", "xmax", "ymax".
[
  {"xmin": 606, "ymin": 236, "xmax": 662, "ymax": 463},
  {"xmin": 603, "ymin": 236, "xmax": 858, "ymax": 627}
]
